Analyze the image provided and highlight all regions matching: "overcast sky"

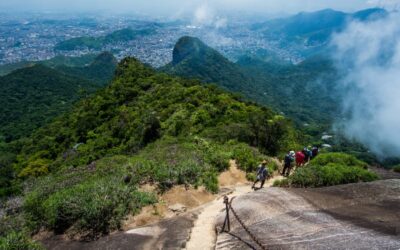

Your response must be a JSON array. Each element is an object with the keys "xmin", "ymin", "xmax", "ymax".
[{"xmin": 1, "ymin": 0, "xmax": 399, "ymax": 17}]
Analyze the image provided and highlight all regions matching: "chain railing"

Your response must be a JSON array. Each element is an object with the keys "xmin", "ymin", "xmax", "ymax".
[{"xmin": 220, "ymin": 195, "xmax": 267, "ymax": 250}]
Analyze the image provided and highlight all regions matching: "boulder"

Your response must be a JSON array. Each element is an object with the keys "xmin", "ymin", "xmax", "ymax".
[{"xmin": 216, "ymin": 180, "xmax": 400, "ymax": 249}]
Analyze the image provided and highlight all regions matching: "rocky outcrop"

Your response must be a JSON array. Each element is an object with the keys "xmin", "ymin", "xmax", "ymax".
[
  {"xmin": 216, "ymin": 180, "xmax": 400, "ymax": 250},
  {"xmin": 42, "ymin": 212, "xmax": 197, "ymax": 250}
]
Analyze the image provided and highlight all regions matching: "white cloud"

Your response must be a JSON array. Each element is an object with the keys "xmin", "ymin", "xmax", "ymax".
[
  {"xmin": 192, "ymin": 3, "xmax": 228, "ymax": 29},
  {"xmin": 193, "ymin": 3, "xmax": 215, "ymax": 26},
  {"xmin": 366, "ymin": 0, "xmax": 400, "ymax": 9},
  {"xmin": 331, "ymin": 13, "xmax": 400, "ymax": 157}
]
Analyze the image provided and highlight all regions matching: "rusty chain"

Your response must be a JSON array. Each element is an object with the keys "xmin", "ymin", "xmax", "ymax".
[{"xmin": 221, "ymin": 196, "xmax": 267, "ymax": 250}]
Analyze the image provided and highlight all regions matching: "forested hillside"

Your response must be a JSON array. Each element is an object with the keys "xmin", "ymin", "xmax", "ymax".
[
  {"xmin": 54, "ymin": 28, "xmax": 155, "ymax": 51},
  {"xmin": 0, "ymin": 65, "xmax": 97, "ymax": 142},
  {"xmin": 0, "ymin": 52, "xmax": 117, "ymax": 142},
  {"xmin": 163, "ymin": 36, "xmax": 338, "ymax": 130},
  {"xmin": 0, "ymin": 57, "xmax": 297, "ymax": 244},
  {"xmin": 251, "ymin": 8, "xmax": 388, "ymax": 58},
  {"xmin": 14, "ymin": 57, "xmax": 296, "ymax": 177},
  {"xmin": 0, "ymin": 54, "xmax": 98, "ymax": 76},
  {"xmin": 55, "ymin": 52, "xmax": 118, "ymax": 84}
]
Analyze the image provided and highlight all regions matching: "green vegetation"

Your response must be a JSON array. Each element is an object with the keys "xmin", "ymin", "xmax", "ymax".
[
  {"xmin": 0, "ymin": 54, "xmax": 98, "ymax": 76},
  {"xmin": 289, "ymin": 164, "xmax": 377, "ymax": 187},
  {"xmin": 163, "ymin": 36, "xmax": 259, "ymax": 98},
  {"xmin": 251, "ymin": 8, "xmax": 387, "ymax": 57},
  {"xmin": 0, "ymin": 61, "xmax": 34, "ymax": 76},
  {"xmin": 0, "ymin": 57, "xmax": 296, "ymax": 240},
  {"xmin": 18, "ymin": 136, "xmax": 272, "ymax": 239},
  {"xmin": 0, "ymin": 52, "xmax": 117, "ymax": 142},
  {"xmin": 0, "ymin": 231, "xmax": 43, "ymax": 250},
  {"xmin": 55, "ymin": 36, "xmax": 104, "ymax": 50},
  {"xmin": 23, "ymin": 158, "xmax": 157, "ymax": 239},
  {"xmin": 13, "ymin": 57, "xmax": 295, "ymax": 178},
  {"xmin": 0, "ymin": 65, "xmax": 96, "ymax": 142},
  {"xmin": 311, "ymin": 152, "xmax": 367, "ymax": 168},
  {"xmin": 393, "ymin": 165, "xmax": 400, "ymax": 173},
  {"xmin": 55, "ymin": 28, "xmax": 154, "ymax": 51},
  {"xmin": 273, "ymin": 153, "xmax": 378, "ymax": 187},
  {"xmin": 273, "ymin": 178, "xmax": 289, "ymax": 187},
  {"xmin": 55, "ymin": 52, "xmax": 118, "ymax": 84},
  {"xmin": 162, "ymin": 36, "xmax": 338, "ymax": 132},
  {"xmin": 42, "ymin": 54, "xmax": 98, "ymax": 68}
]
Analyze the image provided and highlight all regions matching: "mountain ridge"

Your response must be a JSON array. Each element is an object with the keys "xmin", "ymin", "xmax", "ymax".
[
  {"xmin": 0, "ymin": 52, "xmax": 117, "ymax": 141},
  {"xmin": 163, "ymin": 36, "xmax": 338, "ymax": 128}
]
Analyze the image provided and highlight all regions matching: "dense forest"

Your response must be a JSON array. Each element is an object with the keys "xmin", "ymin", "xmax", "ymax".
[
  {"xmin": 54, "ymin": 28, "xmax": 155, "ymax": 51},
  {"xmin": 163, "ymin": 36, "xmax": 338, "ymax": 133},
  {"xmin": 0, "ymin": 6, "xmax": 398, "ymax": 249},
  {"xmin": 0, "ymin": 57, "xmax": 299, "ymax": 243},
  {"xmin": 0, "ymin": 54, "xmax": 98, "ymax": 76},
  {"xmin": 0, "ymin": 52, "xmax": 117, "ymax": 142}
]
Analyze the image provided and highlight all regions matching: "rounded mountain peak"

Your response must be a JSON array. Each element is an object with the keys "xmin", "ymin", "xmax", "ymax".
[{"xmin": 172, "ymin": 36, "xmax": 208, "ymax": 65}]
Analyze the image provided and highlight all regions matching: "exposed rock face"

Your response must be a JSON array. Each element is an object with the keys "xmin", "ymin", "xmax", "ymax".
[
  {"xmin": 42, "ymin": 212, "xmax": 197, "ymax": 250},
  {"xmin": 216, "ymin": 180, "xmax": 400, "ymax": 250}
]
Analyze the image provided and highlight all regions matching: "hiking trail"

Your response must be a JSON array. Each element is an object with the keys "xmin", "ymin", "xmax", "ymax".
[{"xmin": 185, "ymin": 160, "xmax": 284, "ymax": 250}]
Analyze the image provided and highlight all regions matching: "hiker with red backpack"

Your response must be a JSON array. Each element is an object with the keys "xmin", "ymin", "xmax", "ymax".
[{"xmin": 295, "ymin": 151, "xmax": 305, "ymax": 167}]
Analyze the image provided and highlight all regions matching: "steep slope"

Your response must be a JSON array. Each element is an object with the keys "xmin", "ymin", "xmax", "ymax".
[
  {"xmin": 0, "ymin": 53, "xmax": 117, "ymax": 141},
  {"xmin": 0, "ymin": 53, "xmax": 99, "ymax": 76},
  {"xmin": 56, "ymin": 52, "xmax": 118, "ymax": 84},
  {"xmin": 163, "ymin": 37, "xmax": 338, "ymax": 127},
  {"xmin": 54, "ymin": 28, "xmax": 155, "ymax": 51},
  {"xmin": 14, "ymin": 57, "xmax": 294, "ymax": 176},
  {"xmin": 163, "ymin": 36, "xmax": 255, "ymax": 95},
  {"xmin": 252, "ymin": 8, "xmax": 388, "ymax": 57},
  {"xmin": 0, "ymin": 57, "xmax": 296, "ymax": 244},
  {"xmin": 238, "ymin": 55, "xmax": 338, "ymax": 125},
  {"xmin": 216, "ymin": 180, "xmax": 400, "ymax": 249},
  {"xmin": 0, "ymin": 65, "xmax": 98, "ymax": 141}
]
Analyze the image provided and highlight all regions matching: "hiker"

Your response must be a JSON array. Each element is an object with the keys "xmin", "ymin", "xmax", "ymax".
[
  {"xmin": 282, "ymin": 151, "xmax": 294, "ymax": 176},
  {"xmin": 311, "ymin": 146, "xmax": 319, "ymax": 159},
  {"xmin": 295, "ymin": 151, "xmax": 305, "ymax": 167},
  {"xmin": 303, "ymin": 147, "xmax": 312, "ymax": 163},
  {"xmin": 252, "ymin": 160, "xmax": 269, "ymax": 189}
]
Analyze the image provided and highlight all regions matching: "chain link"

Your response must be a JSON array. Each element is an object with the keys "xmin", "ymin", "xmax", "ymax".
[{"xmin": 223, "ymin": 196, "xmax": 267, "ymax": 250}]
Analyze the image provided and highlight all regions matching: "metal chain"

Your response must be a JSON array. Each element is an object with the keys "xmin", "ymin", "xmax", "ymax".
[{"xmin": 227, "ymin": 196, "xmax": 267, "ymax": 250}]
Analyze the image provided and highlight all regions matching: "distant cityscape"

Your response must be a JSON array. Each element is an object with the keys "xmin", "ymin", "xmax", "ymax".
[{"xmin": 0, "ymin": 13, "xmax": 304, "ymax": 68}]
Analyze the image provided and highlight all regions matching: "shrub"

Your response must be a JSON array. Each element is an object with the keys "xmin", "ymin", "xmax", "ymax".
[
  {"xmin": 206, "ymin": 149, "xmax": 230, "ymax": 172},
  {"xmin": 312, "ymin": 153, "xmax": 367, "ymax": 168},
  {"xmin": 232, "ymin": 143, "xmax": 264, "ymax": 172},
  {"xmin": 0, "ymin": 231, "xmax": 43, "ymax": 250},
  {"xmin": 23, "ymin": 166, "xmax": 157, "ymax": 239},
  {"xmin": 268, "ymin": 161, "xmax": 279, "ymax": 172},
  {"xmin": 272, "ymin": 179, "xmax": 289, "ymax": 187},
  {"xmin": 202, "ymin": 171, "xmax": 219, "ymax": 193},
  {"xmin": 393, "ymin": 165, "xmax": 400, "ymax": 173},
  {"xmin": 246, "ymin": 173, "xmax": 256, "ymax": 182},
  {"xmin": 289, "ymin": 163, "xmax": 378, "ymax": 188},
  {"xmin": 285, "ymin": 153, "xmax": 378, "ymax": 188}
]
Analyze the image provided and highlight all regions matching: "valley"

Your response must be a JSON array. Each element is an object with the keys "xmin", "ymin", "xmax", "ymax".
[{"xmin": 0, "ymin": 3, "xmax": 400, "ymax": 250}]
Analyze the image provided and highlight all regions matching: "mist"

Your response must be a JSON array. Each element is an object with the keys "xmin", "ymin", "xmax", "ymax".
[
  {"xmin": 331, "ymin": 12, "xmax": 400, "ymax": 158},
  {"xmin": 0, "ymin": 0, "xmax": 387, "ymax": 17}
]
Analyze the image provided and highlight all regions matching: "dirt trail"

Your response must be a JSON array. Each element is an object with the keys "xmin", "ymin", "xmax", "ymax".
[
  {"xmin": 42, "ymin": 160, "xmax": 284, "ymax": 250},
  {"xmin": 185, "ymin": 160, "xmax": 283, "ymax": 250}
]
